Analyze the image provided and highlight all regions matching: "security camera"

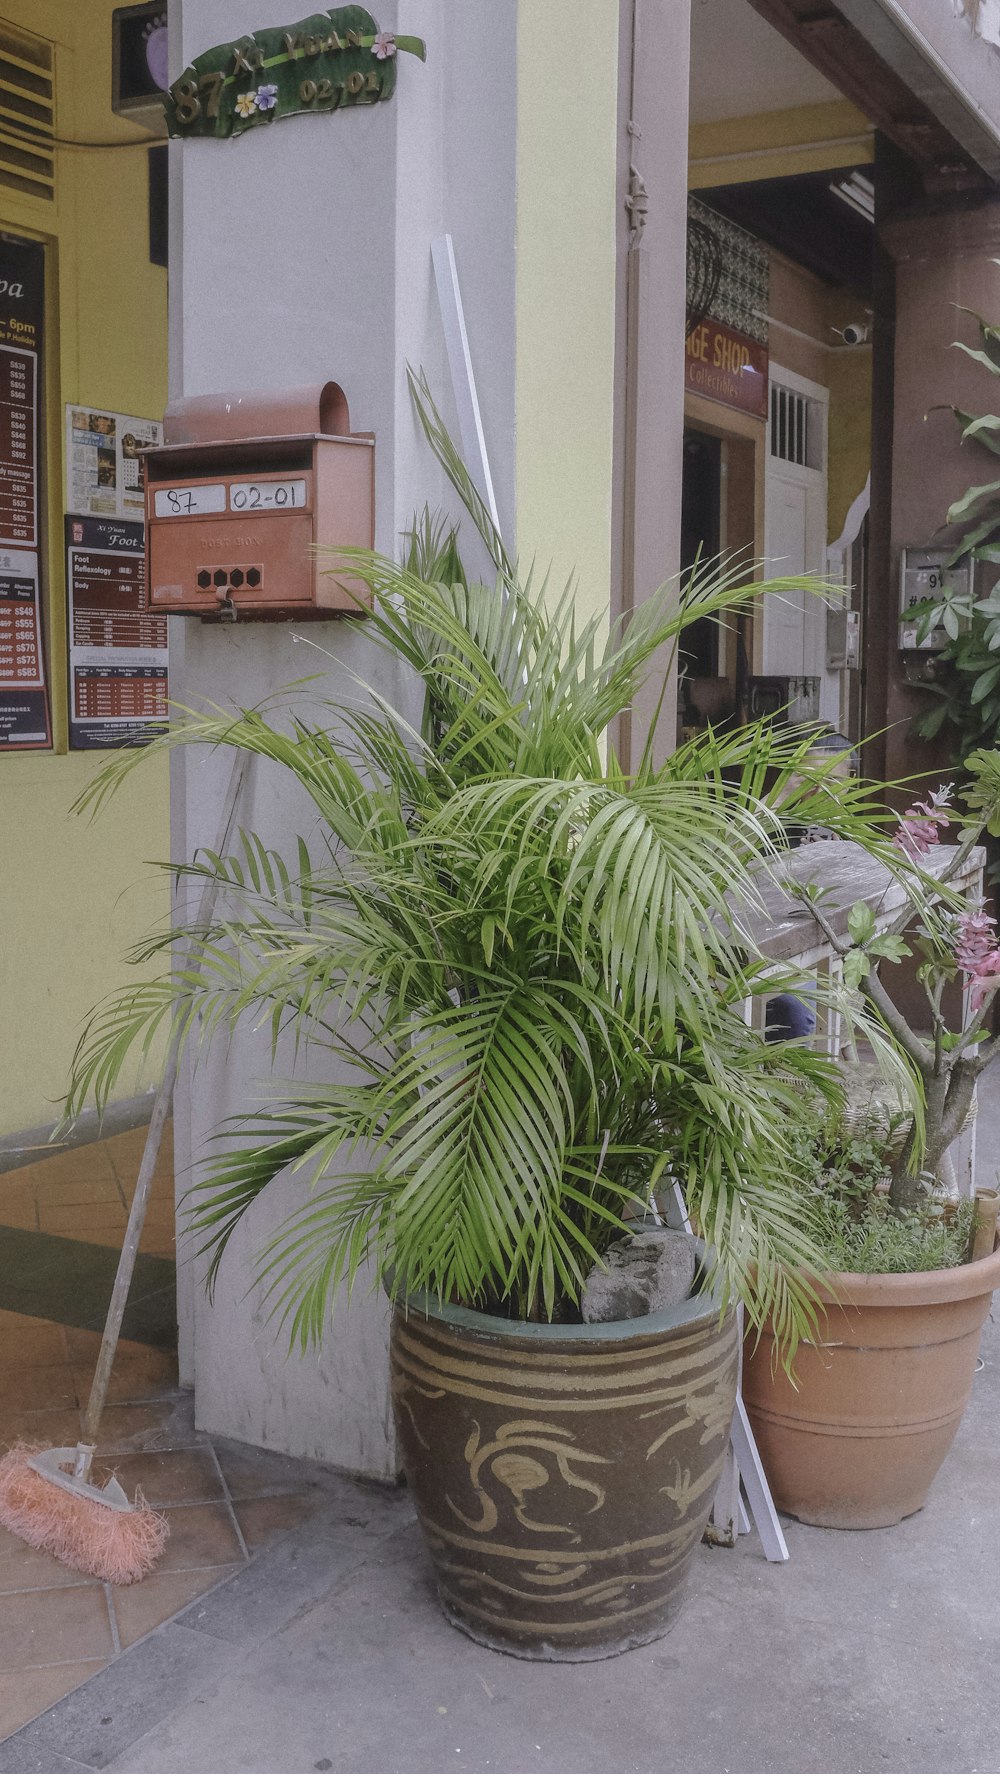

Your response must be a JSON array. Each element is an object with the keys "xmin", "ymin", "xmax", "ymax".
[{"xmin": 840, "ymin": 322, "xmax": 870, "ymax": 346}]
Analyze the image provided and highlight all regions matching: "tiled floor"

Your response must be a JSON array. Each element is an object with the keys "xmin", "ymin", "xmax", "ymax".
[
  {"xmin": 0, "ymin": 1125, "xmax": 326, "ymax": 1742},
  {"xmin": 1, "ymin": 1125, "xmax": 177, "ymax": 1258}
]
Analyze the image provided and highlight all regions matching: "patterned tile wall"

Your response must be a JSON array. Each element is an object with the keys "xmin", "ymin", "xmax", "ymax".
[{"xmin": 687, "ymin": 197, "xmax": 769, "ymax": 344}]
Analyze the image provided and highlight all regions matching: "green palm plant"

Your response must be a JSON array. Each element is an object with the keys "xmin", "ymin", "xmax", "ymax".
[{"xmin": 66, "ymin": 390, "xmax": 913, "ymax": 1356}]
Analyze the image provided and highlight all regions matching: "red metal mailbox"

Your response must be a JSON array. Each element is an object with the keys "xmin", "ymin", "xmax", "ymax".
[{"xmin": 144, "ymin": 382, "xmax": 374, "ymax": 620}]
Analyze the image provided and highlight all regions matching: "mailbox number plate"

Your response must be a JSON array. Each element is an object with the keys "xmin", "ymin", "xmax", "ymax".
[
  {"xmin": 229, "ymin": 479, "xmax": 307, "ymax": 512},
  {"xmin": 154, "ymin": 483, "xmax": 227, "ymax": 518}
]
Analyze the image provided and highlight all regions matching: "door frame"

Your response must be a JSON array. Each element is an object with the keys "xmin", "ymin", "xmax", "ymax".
[{"xmin": 759, "ymin": 362, "xmax": 830, "ymax": 679}]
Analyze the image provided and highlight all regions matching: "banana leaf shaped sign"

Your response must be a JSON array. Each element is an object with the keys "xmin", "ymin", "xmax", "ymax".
[{"xmin": 165, "ymin": 7, "xmax": 426, "ymax": 138}]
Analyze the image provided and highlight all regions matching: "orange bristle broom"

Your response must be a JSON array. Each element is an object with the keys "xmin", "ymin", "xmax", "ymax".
[{"xmin": 0, "ymin": 755, "xmax": 248, "ymax": 1584}]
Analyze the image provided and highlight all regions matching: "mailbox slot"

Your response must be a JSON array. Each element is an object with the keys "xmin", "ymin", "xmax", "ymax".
[{"xmin": 144, "ymin": 384, "xmax": 374, "ymax": 620}]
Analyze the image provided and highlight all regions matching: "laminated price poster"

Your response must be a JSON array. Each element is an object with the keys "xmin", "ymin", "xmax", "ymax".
[{"xmin": 65, "ymin": 516, "xmax": 168, "ymax": 749}]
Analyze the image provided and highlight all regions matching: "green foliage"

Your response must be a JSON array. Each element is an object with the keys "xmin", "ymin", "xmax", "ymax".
[
  {"xmin": 65, "ymin": 385, "xmax": 921, "ymax": 1354},
  {"xmin": 962, "ymin": 747, "xmax": 1000, "ymax": 836},
  {"xmin": 798, "ymin": 1125, "xmax": 974, "ymax": 1275},
  {"xmin": 913, "ymin": 304, "xmax": 1000, "ymax": 751},
  {"xmin": 843, "ymin": 900, "xmax": 912, "ymax": 991}
]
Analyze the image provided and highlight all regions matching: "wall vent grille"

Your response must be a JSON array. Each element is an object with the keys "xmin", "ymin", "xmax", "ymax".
[{"xmin": 0, "ymin": 26, "xmax": 55, "ymax": 205}]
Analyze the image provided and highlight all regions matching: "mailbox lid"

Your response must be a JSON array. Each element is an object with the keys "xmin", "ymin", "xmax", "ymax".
[{"xmin": 162, "ymin": 382, "xmax": 351, "ymax": 446}]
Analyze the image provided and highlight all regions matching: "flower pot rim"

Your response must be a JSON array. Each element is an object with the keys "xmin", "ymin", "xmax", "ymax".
[
  {"xmin": 395, "ymin": 1269, "xmax": 727, "ymax": 1346},
  {"xmin": 811, "ymin": 1235, "xmax": 1000, "ymax": 1310}
]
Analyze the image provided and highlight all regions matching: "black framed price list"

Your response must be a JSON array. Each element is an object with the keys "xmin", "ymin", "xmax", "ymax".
[{"xmin": 0, "ymin": 237, "xmax": 49, "ymax": 750}]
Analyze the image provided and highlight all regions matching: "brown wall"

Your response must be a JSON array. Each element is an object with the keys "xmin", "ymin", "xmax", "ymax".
[{"xmin": 879, "ymin": 202, "xmax": 1000, "ymax": 791}]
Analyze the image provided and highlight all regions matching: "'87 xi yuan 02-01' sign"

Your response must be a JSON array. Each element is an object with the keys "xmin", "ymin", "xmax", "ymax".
[{"xmin": 165, "ymin": 7, "xmax": 426, "ymax": 138}]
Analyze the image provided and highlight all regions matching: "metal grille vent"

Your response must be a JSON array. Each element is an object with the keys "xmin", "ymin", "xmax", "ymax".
[
  {"xmin": 0, "ymin": 26, "xmax": 54, "ymax": 205},
  {"xmin": 770, "ymin": 384, "xmax": 811, "ymax": 467}
]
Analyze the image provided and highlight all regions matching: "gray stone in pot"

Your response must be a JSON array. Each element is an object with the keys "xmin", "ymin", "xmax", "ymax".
[{"xmin": 581, "ymin": 1226, "xmax": 697, "ymax": 1324}]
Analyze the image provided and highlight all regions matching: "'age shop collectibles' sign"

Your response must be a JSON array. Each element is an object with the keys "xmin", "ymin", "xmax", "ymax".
[
  {"xmin": 685, "ymin": 320, "xmax": 768, "ymax": 420},
  {"xmin": 165, "ymin": 7, "xmax": 425, "ymax": 137}
]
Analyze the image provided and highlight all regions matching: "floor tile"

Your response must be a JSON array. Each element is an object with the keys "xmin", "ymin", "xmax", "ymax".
[
  {"xmin": 111, "ymin": 1565, "xmax": 241, "ymax": 1649},
  {"xmin": 0, "ymin": 1659, "xmax": 106, "ymax": 1741},
  {"xmin": 0, "ymin": 1367, "xmax": 78, "ymax": 1413},
  {"xmin": 0, "ymin": 1523, "xmax": 95, "ymax": 1595},
  {"xmin": 28, "ymin": 1175, "xmax": 127, "ymax": 1208},
  {"xmin": 0, "ymin": 1407, "xmax": 83, "ymax": 1451},
  {"xmin": 11, "ymin": 1151, "xmax": 118, "ymax": 1191},
  {"xmin": 95, "ymin": 1398, "xmax": 204, "ymax": 1454},
  {"xmin": 137, "ymin": 1238, "xmax": 175, "ymax": 1260},
  {"xmin": 213, "ymin": 1442, "xmax": 314, "ymax": 1500},
  {"xmin": 0, "ymin": 1323, "xmax": 68, "ymax": 1370},
  {"xmin": 71, "ymin": 1351, "xmax": 178, "ymax": 1407},
  {"xmin": 110, "ymin": 1131, "xmax": 174, "ymax": 1187},
  {"xmin": 0, "ymin": 1229, "xmax": 174, "ymax": 1347},
  {"xmin": 232, "ymin": 1493, "xmax": 322, "ymax": 1552},
  {"xmin": 0, "ymin": 1199, "xmax": 38, "ymax": 1231},
  {"xmin": 0, "ymin": 1311, "xmax": 62, "ymax": 1333},
  {"xmin": 63, "ymin": 1328, "xmax": 160, "ymax": 1362},
  {"xmin": 154, "ymin": 1502, "xmax": 245, "ymax": 1573},
  {"xmin": 37, "ymin": 1203, "xmax": 128, "ymax": 1239},
  {"xmin": 0, "ymin": 1583, "xmax": 114, "ymax": 1672},
  {"xmin": 88, "ymin": 1448, "xmax": 223, "ymax": 1509},
  {"xmin": 12, "ymin": 1621, "xmax": 238, "ymax": 1767}
]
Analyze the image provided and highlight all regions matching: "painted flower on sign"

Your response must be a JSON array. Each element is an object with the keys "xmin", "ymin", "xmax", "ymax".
[
  {"xmin": 234, "ymin": 92, "xmax": 258, "ymax": 118},
  {"xmin": 371, "ymin": 31, "xmax": 397, "ymax": 59},
  {"xmin": 255, "ymin": 84, "xmax": 279, "ymax": 112}
]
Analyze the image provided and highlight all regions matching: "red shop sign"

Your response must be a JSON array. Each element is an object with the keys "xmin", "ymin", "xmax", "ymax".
[{"xmin": 685, "ymin": 319, "xmax": 768, "ymax": 419}]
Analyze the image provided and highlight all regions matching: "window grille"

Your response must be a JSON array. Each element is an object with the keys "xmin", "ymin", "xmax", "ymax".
[
  {"xmin": 0, "ymin": 25, "xmax": 54, "ymax": 205},
  {"xmin": 769, "ymin": 383, "xmax": 813, "ymax": 468}
]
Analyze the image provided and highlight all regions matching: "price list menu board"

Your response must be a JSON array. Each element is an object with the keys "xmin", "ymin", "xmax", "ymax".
[
  {"xmin": 0, "ymin": 346, "xmax": 37, "ymax": 548},
  {"xmin": 0, "ymin": 548, "xmax": 48, "ymax": 746},
  {"xmin": 66, "ymin": 516, "xmax": 168, "ymax": 749},
  {"xmin": 0, "ymin": 238, "xmax": 49, "ymax": 750}
]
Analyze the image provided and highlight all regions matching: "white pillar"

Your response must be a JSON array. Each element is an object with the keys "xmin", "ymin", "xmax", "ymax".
[{"xmin": 167, "ymin": 0, "xmax": 517, "ymax": 1475}]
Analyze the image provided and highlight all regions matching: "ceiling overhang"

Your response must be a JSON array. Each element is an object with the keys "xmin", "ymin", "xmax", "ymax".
[{"xmin": 748, "ymin": 0, "xmax": 1000, "ymax": 189}]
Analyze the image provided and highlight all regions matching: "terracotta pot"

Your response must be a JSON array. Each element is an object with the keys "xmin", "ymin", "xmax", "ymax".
[
  {"xmin": 390, "ymin": 1287, "xmax": 738, "ymax": 1661},
  {"xmin": 742, "ymin": 1241, "xmax": 1000, "ymax": 1529}
]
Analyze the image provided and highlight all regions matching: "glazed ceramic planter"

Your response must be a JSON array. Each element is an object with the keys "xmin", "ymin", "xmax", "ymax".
[
  {"xmin": 742, "ymin": 1241, "xmax": 1000, "ymax": 1530},
  {"xmin": 390, "ymin": 1286, "xmax": 738, "ymax": 1661}
]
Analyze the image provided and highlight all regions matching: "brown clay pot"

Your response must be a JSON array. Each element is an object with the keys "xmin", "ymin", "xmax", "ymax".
[
  {"xmin": 390, "ymin": 1287, "xmax": 738, "ymax": 1661},
  {"xmin": 742, "ymin": 1241, "xmax": 1000, "ymax": 1530}
]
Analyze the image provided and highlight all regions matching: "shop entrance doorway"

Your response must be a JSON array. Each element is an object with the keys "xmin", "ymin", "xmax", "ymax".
[{"xmin": 680, "ymin": 426, "xmax": 722, "ymax": 680}]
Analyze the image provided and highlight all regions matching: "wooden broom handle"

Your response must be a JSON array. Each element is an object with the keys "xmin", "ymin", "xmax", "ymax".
[{"xmin": 77, "ymin": 753, "xmax": 249, "ymax": 1461}]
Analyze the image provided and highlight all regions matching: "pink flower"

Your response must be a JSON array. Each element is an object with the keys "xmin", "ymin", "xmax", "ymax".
[
  {"xmin": 955, "ymin": 904, "xmax": 1000, "ymax": 1010},
  {"xmin": 968, "ymin": 951, "xmax": 1000, "ymax": 1013},
  {"xmin": 955, "ymin": 906, "xmax": 997, "ymax": 971},
  {"xmin": 371, "ymin": 31, "xmax": 396, "ymax": 59},
  {"xmin": 892, "ymin": 785, "xmax": 953, "ymax": 860}
]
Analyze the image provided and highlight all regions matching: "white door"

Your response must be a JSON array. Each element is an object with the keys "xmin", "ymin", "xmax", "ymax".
[{"xmin": 762, "ymin": 368, "xmax": 830, "ymax": 706}]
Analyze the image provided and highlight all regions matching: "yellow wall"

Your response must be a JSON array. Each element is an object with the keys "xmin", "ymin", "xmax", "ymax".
[
  {"xmin": 825, "ymin": 291, "xmax": 872, "ymax": 545},
  {"xmin": 689, "ymin": 100, "xmax": 873, "ymax": 190},
  {"xmin": 0, "ymin": 0, "xmax": 168, "ymax": 1135},
  {"xmin": 514, "ymin": 0, "xmax": 618, "ymax": 644},
  {"xmin": 768, "ymin": 253, "xmax": 872, "ymax": 545}
]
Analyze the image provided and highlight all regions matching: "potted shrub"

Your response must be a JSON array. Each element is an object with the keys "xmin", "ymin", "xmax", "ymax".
[
  {"xmin": 66, "ymin": 415, "xmax": 900, "ymax": 1657},
  {"xmin": 743, "ymin": 762, "xmax": 1000, "ymax": 1530}
]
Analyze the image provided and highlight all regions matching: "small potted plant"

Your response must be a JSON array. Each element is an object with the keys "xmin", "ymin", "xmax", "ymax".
[
  {"xmin": 742, "ymin": 760, "xmax": 1000, "ymax": 1529},
  {"xmin": 66, "ymin": 406, "xmax": 900, "ymax": 1656}
]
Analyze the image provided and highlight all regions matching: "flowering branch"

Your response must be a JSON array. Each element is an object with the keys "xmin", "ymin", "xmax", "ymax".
[{"xmin": 792, "ymin": 762, "xmax": 1000, "ymax": 1212}]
